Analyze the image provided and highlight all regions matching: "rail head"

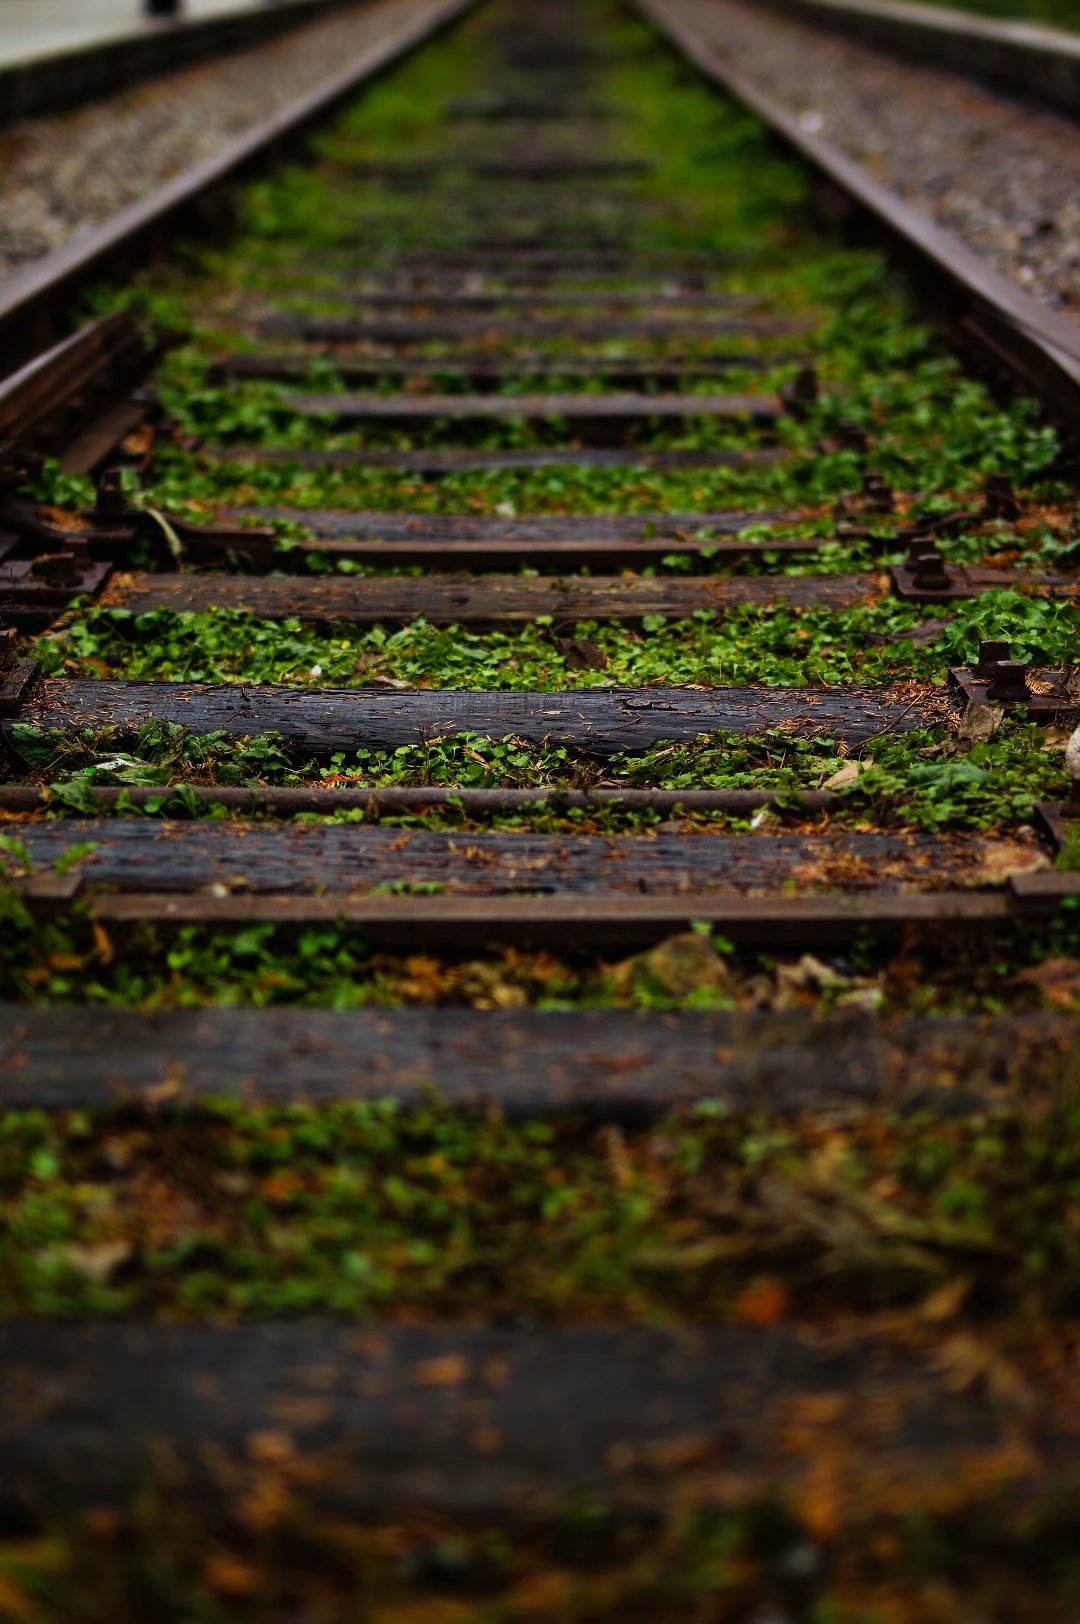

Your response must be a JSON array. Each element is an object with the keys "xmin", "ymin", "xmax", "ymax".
[
  {"xmin": 0, "ymin": 312, "xmax": 159, "ymax": 484},
  {"xmin": 633, "ymin": 0, "xmax": 1080, "ymax": 434},
  {"xmin": 0, "ymin": 0, "xmax": 483, "ymax": 375},
  {"xmin": 752, "ymin": 0, "xmax": 1080, "ymax": 119}
]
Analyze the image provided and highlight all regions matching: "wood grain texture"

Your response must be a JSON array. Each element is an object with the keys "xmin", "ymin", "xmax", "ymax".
[
  {"xmin": 19, "ymin": 680, "xmax": 943, "ymax": 754},
  {"xmin": 2, "ymin": 820, "xmax": 1014, "ymax": 895},
  {"xmin": 111, "ymin": 571, "xmax": 875, "ymax": 623},
  {"xmin": 205, "ymin": 446, "xmax": 786, "ymax": 473},
  {"xmin": 0, "ymin": 1323, "xmax": 1072, "ymax": 1519},
  {"xmin": 216, "ymin": 504, "xmax": 812, "ymax": 569},
  {"xmin": 252, "ymin": 312, "xmax": 807, "ymax": 342},
  {"xmin": 282, "ymin": 390, "xmax": 780, "ymax": 423},
  {"xmin": 3, "ymin": 1006, "xmax": 1074, "ymax": 1114},
  {"xmin": 226, "ymin": 505, "xmax": 798, "ymax": 538},
  {"xmin": 293, "ymin": 289, "xmax": 759, "ymax": 310},
  {"xmin": 26, "ymin": 891, "xmax": 1015, "ymax": 952},
  {"xmin": 220, "ymin": 351, "xmax": 790, "ymax": 386}
]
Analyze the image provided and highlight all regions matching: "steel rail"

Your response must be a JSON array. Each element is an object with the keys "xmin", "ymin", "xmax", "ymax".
[
  {"xmin": 0, "ymin": 784, "xmax": 834, "ymax": 817},
  {"xmin": 754, "ymin": 0, "xmax": 1080, "ymax": 119},
  {"xmin": 634, "ymin": 0, "xmax": 1080, "ymax": 431},
  {"xmin": 0, "ymin": 0, "xmax": 481, "ymax": 373},
  {"xmin": 0, "ymin": 0, "xmax": 358, "ymax": 126}
]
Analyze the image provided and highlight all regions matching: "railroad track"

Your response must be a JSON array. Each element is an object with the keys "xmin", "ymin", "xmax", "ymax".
[{"xmin": 1, "ymin": 0, "xmax": 1079, "ymax": 1612}]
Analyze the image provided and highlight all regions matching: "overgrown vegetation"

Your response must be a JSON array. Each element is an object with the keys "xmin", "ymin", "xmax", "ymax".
[
  {"xmin": 2, "ymin": 0, "xmax": 1079, "ymax": 1606},
  {"xmin": 2, "ymin": 1093, "xmax": 1079, "ymax": 1320}
]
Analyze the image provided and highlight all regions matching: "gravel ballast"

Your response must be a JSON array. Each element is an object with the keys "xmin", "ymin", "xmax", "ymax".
[
  {"xmin": 655, "ymin": 0, "xmax": 1080, "ymax": 314},
  {"xmin": 0, "ymin": 0, "xmax": 452, "ymax": 277},
  {"xmin": 3, "ymin": 0, "xmax": 1080, "ymax": 320}
]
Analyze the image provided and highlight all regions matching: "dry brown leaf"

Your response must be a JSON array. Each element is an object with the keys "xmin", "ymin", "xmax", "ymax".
[
  {"xmin": 821, "ymin": 759, "xmax": 867, "ymax": 790},
  {"xmin": 413, "ymin": 1355, "xmax": 469, "ymax": 1388},
  {"xmin": 58, "ymin": 1240, "xmax": 133, "ymax": 1284},
  {"xmin": 973, "ymin": 843, "xmax": 1050, "ymax": 885},
  {"xmin": 733, "ymin": 1275, "xmax": 790, "ymax": 1326},
  {"xmin": 1013, "ymin": 956, "xmax": 1080, "ymax": 1007}
]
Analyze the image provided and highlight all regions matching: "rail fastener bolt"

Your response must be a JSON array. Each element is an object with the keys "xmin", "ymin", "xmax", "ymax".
[
  {"xmin": 862, "ymin": 473, "xmax": 893, "ymax": 514},
  {"xmin": 92, "ymin": 468, "xmax": 132, "ymax": 524},
  {"xmin": 974, "ymin": 640, "xmax": 1012, "ymax": 681},
  {"xmin": 781, "ymin": 366, "xmax": 818, "ymax": 417},
  {"xmin": 984, "ymin": 660, "xmax": 1031, "ymax": 705},
  {"xmin": 908, "ymin": 548, "xmax": 953, "ymax": 593},
  {"xmin": 983, "ymin": 474, "xmax": 1020, "ymax": 522},
  {"xmin": 834, "ymin": 419, "xmax": 869, "ymax": 454},
  {"xmin": 29, "ymin": 552, "xmax": 84, "ymax": 586}
]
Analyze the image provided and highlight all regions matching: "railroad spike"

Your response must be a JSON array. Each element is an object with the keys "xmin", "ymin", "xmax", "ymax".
[
  {"xmin": 28, "ymin": 552, "xmax": 84, "ymax": 585},
  {"xmin": 984, "ymin": 660, "xmax": 1031, "ymax": 704},
  {"xmin": 780, "ymin": 365, "xmax": 818, "ymax": 417},
  {"xmin": 861, "ymin": 473, "xmax": 894, "ymax": 514},
  {"xmin": 834, "ymin": 419, "xmax": 869, "ymax": 453},
  {"xmin": 87, "ymin": 468, "xmax": 276, "ymax": 559},
  {"xmin": 983, "ymin": 474, "xmax": 1020, "ymax": 522},
  {"xmin": 909, "ymin": 550, "xmax": 952, "ymax": 593},
  {"xmin": 974, "ymin": 639, "xmax": 1012, "ymax": 679},
  {"xmin": 91, "ymin": 467, "xmax": 133, "ymax": 524}
]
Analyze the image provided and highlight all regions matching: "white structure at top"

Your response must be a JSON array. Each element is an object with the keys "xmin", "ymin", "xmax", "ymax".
[
  {"xmin": 1067, "ymin": 725, "xmax": 1080, "ymax": 791},
  {"xmin": 0, "ymin": 0, "xmax": 273, "ymax": 69}
]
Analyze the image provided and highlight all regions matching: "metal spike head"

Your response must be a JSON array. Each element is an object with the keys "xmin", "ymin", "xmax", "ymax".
[
  {"xmin": 29, "ymin": 552, "xmax": 80, "ymax": 584},
  {"xmin": 861, "ymin": 473, "xmax": 893, "ymax": 513},
  {"xmin": 835, "ymin": 419, "xmax": 868, "ymax": 453},
  {"xmin": 984, "ymin": 474, "xmax": 1019, "ymax": 521},
  {"xmin": 910, "ymin": 550, "xmax": 951, "ymax": 591},
  {"xmin": 94, "ymin": 468, "xmax": 130, "ymax": 519},
  {"xmin": 974, "ymin": 639, "xmax": 1011, "ymax": 679},
  {"xmin": 984, "ymin": 661, "xmax": 1030, "ymax": 704},
  {"xmin": 782, "ymin": 366, "xmax": 818, "ymax": 417}
]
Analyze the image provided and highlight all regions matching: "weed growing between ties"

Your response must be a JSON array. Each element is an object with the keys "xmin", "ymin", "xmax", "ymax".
[
  {"xmin": 4, "ymin": 719, "xmax": 1074, "ymax": 835},
  {"xmin": 31, "ymin": 588, "xmax": 1080, "ymax": 688},
  {"xmin": 3, "ymin": 1496, "xmax": 1079, "ymax": 1621},
  {"xmin": 0, "ymin": 1081, "xmax": 1079, "ymax": 1320},
  {"xmin": 3, "ymin": 882, "xmax": 1080, "ymax": 1012},
  {"xmin": 2, "ymin": 0, "xmax": 1080, "ymax": 1606}
]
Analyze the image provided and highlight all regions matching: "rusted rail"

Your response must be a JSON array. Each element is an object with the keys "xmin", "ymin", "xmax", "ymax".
[
  {"xmin": 634, "ymin": 0, "xmax": 1080, "ymax": 427},
  {"xmin": 0, "ymin": 0, "xmax": 482, "ymax": 370}
]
